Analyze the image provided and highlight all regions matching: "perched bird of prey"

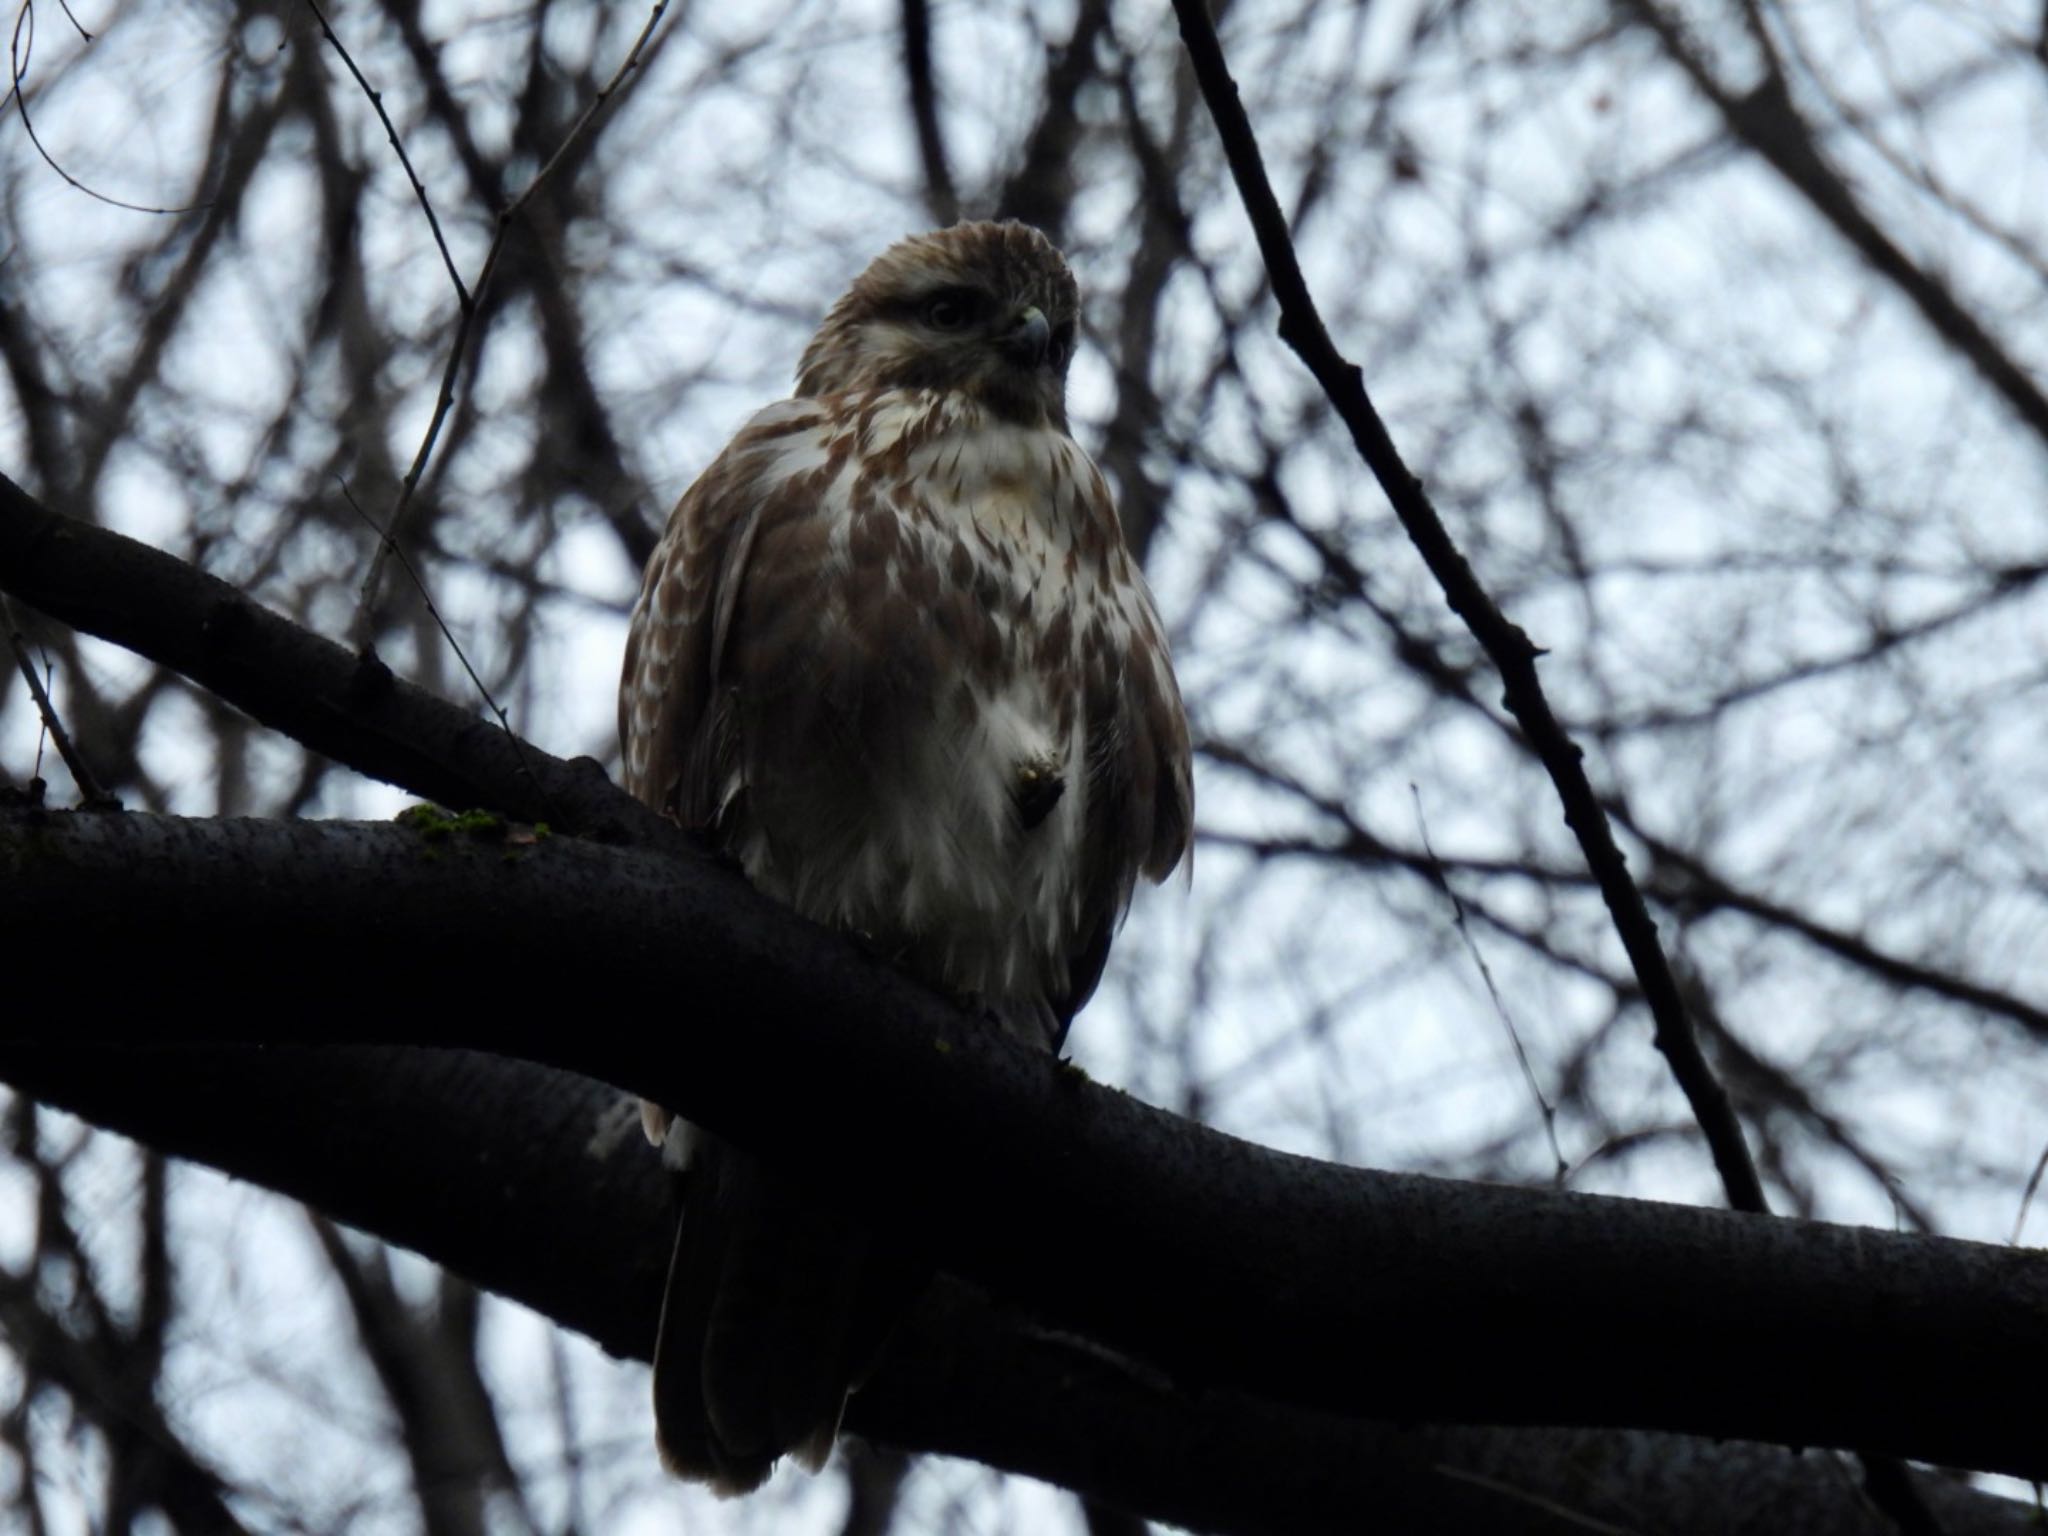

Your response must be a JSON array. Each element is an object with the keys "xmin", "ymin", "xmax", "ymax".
[{"xmin": 618, "ymin": 220, "xmax": 1192, "ymax": 1492}]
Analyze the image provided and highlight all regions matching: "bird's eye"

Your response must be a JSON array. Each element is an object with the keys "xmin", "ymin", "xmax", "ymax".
[{"xmin": 922, "ymin": 290, "xmax": 981, "ymax": 331}]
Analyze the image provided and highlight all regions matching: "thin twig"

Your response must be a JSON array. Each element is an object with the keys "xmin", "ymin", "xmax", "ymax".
[
  {"xmin": 1176, "ymin": 16, "xmax": 1957, "ymax": 1533},
  {"xmin": 348, "ymin": 1, "xmax": 671, "ymax": 650},
  {"xmin": 8, "ymin": 0, "xmax": 209, "ymax": 214},
  {"xmin": 1630, "ymin": 818, "xmax": 2048, "ymax": 1045},
  {"xmin": 1429, "ymin": 1463, "xmax": 1638, "ymax": 1536},
  {"xmin": 303, "ymin": 0, "xmax": 468, "ymax": 305},
  {"xmin": 2013, "ymin": 1137, "xmax": 2048, "ymax": 1246},
  {"xmin": 1169, "ymin": 0, "xmax": 1768, "ymax": 1216},
  {"xmin": 333, "ymin": 478, "xmax": 555, "ymax": 821},
  {"xmin": 4, "ymin": 594, "xmax": 113, "ymax": 806},
  {"xmin": 1412, "ymin": 784, "xmax": 1567, "ymax": 1184}
]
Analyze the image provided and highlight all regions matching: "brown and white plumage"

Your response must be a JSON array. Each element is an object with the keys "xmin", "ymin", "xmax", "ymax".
[{"xmin": 619, "ymin": 220, "xmax": 1191, "ymax": 1492}]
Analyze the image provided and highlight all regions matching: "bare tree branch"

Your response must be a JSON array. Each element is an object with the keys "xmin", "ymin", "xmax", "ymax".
[
  {"xmin": 1617, "ymin": 0, "xmax": 2048, "ymax": 453},
  {"xmin": 0, "ymin": 810, "xmax": 2043, "ymax": 1481},
  {"xmin": 0, "ymin": 470, "xmax": 656, "ymax": 843},
  {"xmin": 0, "ymin": 1044, "xmax": 2037, "ymax": 1536},
  {"xmin": 899, "ymin": 0, "xmax": 958, "ymax": 225},
  {"xmin": 3, "ymin": 591, "xmax": 110, "ymax": 804},
  {"xmin": 1169, "ymin": 0, "xmax": 1771, "ymax": 1222}
]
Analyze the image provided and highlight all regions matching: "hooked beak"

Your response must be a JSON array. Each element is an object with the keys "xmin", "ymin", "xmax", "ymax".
[{"xmin": 998, "ymin": 305, "xmax": 1052, "ymax": 368}]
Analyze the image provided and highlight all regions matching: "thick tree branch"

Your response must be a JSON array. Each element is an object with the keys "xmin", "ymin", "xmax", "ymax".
[
  {"xmin": 1, "ymin": 809, "xmax": 2044, "ymax": 1482},
  {"xmin": 3, "ymin": 442, "xmax": 2043, "ymax": 1520},
  {"xmin": 0, "ymin": 1045, "xmax": 2034, "ymax": 1536}
]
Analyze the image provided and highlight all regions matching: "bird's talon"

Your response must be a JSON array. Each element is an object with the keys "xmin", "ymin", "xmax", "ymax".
[{"xmin": 1012, "ymin": 755, "xmax": 1066, "ymax": 830}]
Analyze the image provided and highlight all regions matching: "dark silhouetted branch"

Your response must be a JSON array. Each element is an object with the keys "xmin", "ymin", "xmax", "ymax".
[
  {"xmin": 1168, "ymin": 0, "xmax": 1768, "ymax": 1217},
  {"xmin": 0, "ymin": 811, "xmax": 2045, "ymax": 1481},
  {"xmin": 0, "ymin": 470, "xmax": 661, "ymax": 845},
  {"xmin": 0, "ymin": 1045, "xmax": 2037, "ymax": 1536}
]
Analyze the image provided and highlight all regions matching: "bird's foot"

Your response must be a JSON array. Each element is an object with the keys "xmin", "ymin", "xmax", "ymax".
[{"xmin": 1012, "ymin": 754, "xmax": 1066, "ymax": 830}]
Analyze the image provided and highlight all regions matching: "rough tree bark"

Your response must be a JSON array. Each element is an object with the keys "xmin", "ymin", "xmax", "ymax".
[{"xmin": 0, "ymin": 1046, "xmax": 2033, "ymax": 1536}]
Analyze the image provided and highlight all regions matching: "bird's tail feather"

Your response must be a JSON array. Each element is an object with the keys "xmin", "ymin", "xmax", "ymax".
[{"xmin": 652, "ymin": 1134, "xmax": 912, "ymax": 1495}]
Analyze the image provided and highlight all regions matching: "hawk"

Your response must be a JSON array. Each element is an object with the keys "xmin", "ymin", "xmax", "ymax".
[{"xmin": 618, "ymin": 220, "xmax": 1192, "ymax": 1492}]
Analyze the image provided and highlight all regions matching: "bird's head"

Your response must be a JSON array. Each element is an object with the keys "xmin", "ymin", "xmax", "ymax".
[{"xmin": 794, "ymin": 221, "xmax": 1081, "ymax": 430}]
